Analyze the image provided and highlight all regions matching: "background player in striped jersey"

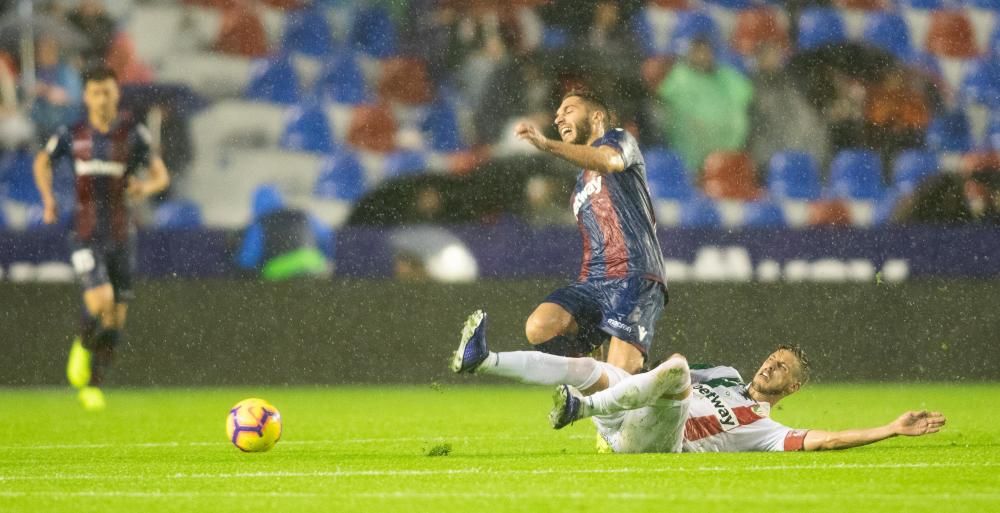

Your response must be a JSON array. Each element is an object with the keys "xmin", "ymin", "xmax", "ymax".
[
  {"xmin": 452, "ymin": 327, "xmax": 946, "ymax": 453},
  {"xmin": 454, "ymin": 88, "xmax": 667, "ymax": 379},
  {"xmin": 33, "ymin": 66, "xmax": 170, "ymax": 411}
]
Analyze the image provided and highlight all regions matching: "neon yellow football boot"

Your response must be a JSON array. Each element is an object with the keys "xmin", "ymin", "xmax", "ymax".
[
  {"xmin": 66, "ymin": 338, "xmax": 92, "ymax": 389},
  {"xmin": 78, "ymin": 386, "xmax": 106, "ymax": 411}
]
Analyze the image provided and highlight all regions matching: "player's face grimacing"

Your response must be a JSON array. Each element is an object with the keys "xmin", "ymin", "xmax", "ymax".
[
  {"xmin": 83, "ymin": 78, "xmax": 120, "ymax": 123},
  {"xmin": 750, "ymin": 349, "xmax": 802, "ymax": 397},
  {"xmin": 554, "ymin": 96, "xmax": 593, "ymax": 145}
]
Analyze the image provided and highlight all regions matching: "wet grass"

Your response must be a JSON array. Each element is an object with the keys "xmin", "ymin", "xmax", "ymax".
[{"xmin": 0, "ymin": 384, "xmax": 997, "ymax": 513}]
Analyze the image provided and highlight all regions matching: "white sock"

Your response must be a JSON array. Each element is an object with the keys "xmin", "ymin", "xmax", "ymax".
[
  {"xmin": 584, "ymin": 355, "xmax": 690, "ymax": 417},
  {"xmin": 477, "ymin": 351, "xmax": 603, "ymax": 390}
]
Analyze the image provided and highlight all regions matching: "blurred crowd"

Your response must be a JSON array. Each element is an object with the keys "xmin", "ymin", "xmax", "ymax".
[{"xmin": 0, "ymin": 0, "xmax": 998, "ymax": 233}]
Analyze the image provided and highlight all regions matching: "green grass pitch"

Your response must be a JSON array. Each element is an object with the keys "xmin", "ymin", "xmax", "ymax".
[{"xmin": 1, "ymin": 384, "xmax": 998, "ymax": 513}]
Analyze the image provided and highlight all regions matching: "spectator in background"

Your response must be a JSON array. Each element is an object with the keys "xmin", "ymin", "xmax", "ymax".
[
  {"xmin": 893, "ymin": 170, "xmax": 1000, "ymax": 225},
  {"xmin": 657, "ymin": 35, "xmax": 753, "ymax": 173},
  {"xmin": 237, "ymin": 184, "xmax": 334, "ymax": 280},
  {"xmin": 747, "ymin": 41, "xmax": 829, "ymax": 172},
  {"xmin": 0, "ymin": 52, "xmax": 33, "ymax": 149},
  {"xmin": 67, "ymin": 0, "xmax": 117, "ymax": 66},
  {"xmin": 864, "ymin": 65, "xmax": 930, "ymax": 177},
  {"xmin": 214, "ymin": 0, "xmax": 269, "ymax": 58},
  {"xmin": 824, "ymin": 70, "xmax": 866, "ymax": 155},
  {"xmin": 30, "ymin": 36, "xmax": 83, "ymax": 140}
]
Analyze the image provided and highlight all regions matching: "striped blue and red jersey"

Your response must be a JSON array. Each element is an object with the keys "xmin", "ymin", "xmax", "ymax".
[
  {"xmin": 45, "ymin": 116, "xmax": 152, "ymax": 244},
  {"xmin": 571, "ymin": 128, "xmax": 665, "ymax": 283}
]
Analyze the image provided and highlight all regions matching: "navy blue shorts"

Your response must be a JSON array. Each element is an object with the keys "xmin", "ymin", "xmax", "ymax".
[
  {"xmin": 544, "ymin": 276, "xmax": 667, "ymax": 355},
  {"xmin": 70, "ymin": 241, "xmax": 135, "ymax": 303}
]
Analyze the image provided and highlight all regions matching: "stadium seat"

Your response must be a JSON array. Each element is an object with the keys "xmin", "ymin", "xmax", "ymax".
[
  {"xmin": 0, "ymin": 150, "xmax": 40, "ymax": 204},
  {"xmin": 767, "ymin": 151, "xmax": 822, "ymax": 200},
  {"xmin": 541, "ymin": 26, "xmax": 571, "ymax": 50},
  {"xmin": 633, "ymin": 4, "xmax": 679, "ymax": 57},
  {"xmin": 679, "ymin": 196, "xmax": 723, "ymax": 228},
  {"xmin": 702, "ymin": 0, "xmax": 754, "ymax": 9},
  {"xmin": 383, "ymin": 150, "xmax": 428, "ymax": 179},
  {"xmin": 863, "ymin": 12, "xmax": 913, "ymax": 60},
  {"xmin": 966, "ymin": 0, "xmax": 1000, "ymax": 11},
  {"xmin": 644, "ymin": 148, "xmax": 693, "ymax": 200},
  {"xmin": 314, "ymin": 51, "xmax": 369, "ymax": 105},
  {"xmin": 701, "ymin": 151, "xmax": 761, "ymax": 201},
  {"xmin": 833, "ymin": 0, "xmax": 888, "ymax": 10},
  {"xmin": 828, "ymin": 150, "xmax": 886, "ymax": 200},
  {"xmin": 871, "ymin": 192, "xmax": 900, "ymax": 225},
  {"xmin": 797, "ymin": 8, "xmax": 847, "ymax": 51},
  {"xmin": 347, "ymin": 103, "xmax": 397, "ymax": 153},
  {"xmin": 742, "ymin": 200, "xmax": 786, "ymax": 228},
  {"xmin": 960, "ymin": 57, "xmax": 1000, "ymax": 106},
  {"xmin": 807, "ymin": 199, "xmax": 853, "ymax": 226},
  {"xmin": 926, "ymin": 109, "xmax": 973, "ymax": 152},
  {"xmin": 282, "ymin": 4, "xmax": 334, "ymax": 57},
  {"xmin": 898, "ymin": 0, "xmax": 943, "ymax": 8},
  {"xmin": 891, "ymin": 150, "xmax": 939, "ymax": 193},
  {"xmin": 154, "ymin": 199, "xmax": 204, "ymax": 229},
  {"xmin": 244, "ymin": 53, "xmax": 300, "ymax": 105},
  {"xmin": 984, "ymin": 110, "xmax": 1000, "ymax": 149},
  {"xmin": 670, "ymin": 10, "xmax": 721, "ymax": 55},
  {"xmin": 420, "ymin": 98, "xmax": 465, "ymax": 152},
  {"xmin": 730, "ymin": 7, "xmax": 789, "ymax": 56},
  {"xmin": 925, "ymin": 10, "xmax": 979, "ymax": 58},
  {"xmin": 350, "ymin": 6, "xmax": 398, "ymax": 58},
  {"xmin": 314, "ymin": 151, "xmax": 368, "ymax": 202},
  {"xmin": 280, "ymin": 102, "xmax": 335, "ymax": 154},
  {"xmin": 377, "ymin": 58, "xmax": 433, "ymax": 106}
]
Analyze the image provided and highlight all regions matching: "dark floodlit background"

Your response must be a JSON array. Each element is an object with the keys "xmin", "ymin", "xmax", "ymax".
[{"xmin": 1, "ymin": 0, "xmax": 998, "ymax": 385}]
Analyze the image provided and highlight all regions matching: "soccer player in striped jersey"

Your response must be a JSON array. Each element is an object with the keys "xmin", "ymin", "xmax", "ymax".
[
  {"xmin": 33, "ymin": 66, "xmax": 170, "ymax": 411},
  {"xmin": 454, "ymin": 88, "xmax": 666, "ymax": 377}
]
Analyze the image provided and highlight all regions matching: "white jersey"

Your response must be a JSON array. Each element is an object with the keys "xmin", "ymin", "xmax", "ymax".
[{"xmin": 681, "ymin": 365, "xmax": 808, "ymax": 453}]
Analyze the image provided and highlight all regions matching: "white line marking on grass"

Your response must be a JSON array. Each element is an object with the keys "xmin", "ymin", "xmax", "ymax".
[
  {"xmin": 2, "ymin": 462, "xmax": 997, "ymax": 482},
  {"xmin": 0, "ymin": 491, "xmax": 320, "ymax": 498},
  {"xmin": 0, "ymin": 434, "xmax": 592, "ymax": 450}
]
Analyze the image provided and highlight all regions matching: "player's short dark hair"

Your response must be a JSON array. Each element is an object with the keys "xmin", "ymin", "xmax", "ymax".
[
  {"xmin": 561, "ymin": 88, "xmax": 615, "ymax": 126},
  {"xmin": 81, "ymin": 66, "xmax": 118, "ymax": 86},
  {"xmin": 776, "ymin": 344, "xmax": 811, "ymax": 384}
]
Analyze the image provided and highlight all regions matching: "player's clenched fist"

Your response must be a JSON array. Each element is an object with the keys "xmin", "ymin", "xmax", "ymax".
[{"xmin": 515, "ymin": 122, "xmax": 549, "ymax": 151}]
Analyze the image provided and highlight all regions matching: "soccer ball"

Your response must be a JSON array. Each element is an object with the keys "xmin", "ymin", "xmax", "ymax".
[{"xmin": 226, "ymin": 398, "xmax": 282, "ymax": 452}]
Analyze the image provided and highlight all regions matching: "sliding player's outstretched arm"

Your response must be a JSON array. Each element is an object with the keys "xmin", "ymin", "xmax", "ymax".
[{"xmin": 802, "ymin": 410, "xmax": 946, "ymax": 451}]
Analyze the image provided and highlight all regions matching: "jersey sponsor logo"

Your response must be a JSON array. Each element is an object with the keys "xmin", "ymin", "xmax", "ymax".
[
  {"xmin": 692, "ymin": 384, "xmax": 739, "ymax": 431},
  {"xmin": 75, "ymin": 159, "xmax": 126, "ymax": 177},
  {"xmin": 572, "ymin": 175, "xmax": 602, "ymax": 218},
  {"xmin": 606, "ymin": 318, "xmax": 632, "ymax": 334}
]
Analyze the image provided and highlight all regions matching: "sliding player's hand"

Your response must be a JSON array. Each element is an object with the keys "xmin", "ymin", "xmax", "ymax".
[
  {"xmin": 42, "ymin": 202, "xmax": 58, "ymax": 225},
  {"xmin": 515, "ymin": 122, "xmax": 550, "ymax": 151},
  {"xmin": 891, "ymin": 410, "xmax": 946, "ymax": 436},
  {"xmin": 127, "ymin": 177, "xmax": 148, "ymax": 200}
]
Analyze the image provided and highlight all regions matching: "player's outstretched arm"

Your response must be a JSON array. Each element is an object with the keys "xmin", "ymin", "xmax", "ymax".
[
  {"xmin": 32, "ymin": 151, "xmax": 58, "ymax": 225},
  {"xmin": 128, "ymin": 156, "xmax": 171, "ymax": 199},
  {"xmin": 514, "ymin": 122, "xmax": 625, "ymax": 174},
  {"xmin": 802, "ymin": 410, "xmax": 946, "ymax": 451}
]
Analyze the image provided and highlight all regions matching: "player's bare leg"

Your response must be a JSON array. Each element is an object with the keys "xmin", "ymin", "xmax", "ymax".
[
  {"xmin": 606, "ymin": 337, "xmax": 644, "ymax": 375},
  {"xmin": 525, "ymin": 302, "xmax": 580, "ymax": 344}
]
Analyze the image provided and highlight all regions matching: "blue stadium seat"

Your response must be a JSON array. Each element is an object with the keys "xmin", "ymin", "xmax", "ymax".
[
  {"xmin": 897, "ymin": 0, "xmax": 943, "ymax": 8},
  {"xmin": 984, "ymin": 110, "xmax": 1000, "ymax": 149},
  {"xmin": 702, "ymin": 0, "xmax": 755, "ymax": 8},
  {"xmin": 891, "ymin": 150, "xmax": 939, "ymax": 193},
  {"xmin": 383, "ymin": 150, "xmax": 427, "ymax": 179},
  {"xmin": 863, "ymin": 12, "xmax": 913, "ymax": 60},
  {"xmin": 542, "ymin": 26, "xmax": 571, "ymax": 50},
  {"xmin": 742, "ymin": 200, "xmax": 786, "ymax": 228},
  {"xmin": 797, "ymin": 8, "xmax": 847, "ymax": 51},
  {"xmin": 244, "ymin": 53, "xmax": 300, "ymax": 105},
  {"xmin": 643, "ymin": 148, "xmax": 693, "ymax": 200},
  {"xmin": 926, "ymin": 109, "xmax": 973, "ymax": 152},
  {"xmin": 421, "ymin": 98, "xmax": 465, "ymax": 152},
  {"xmin": 350, "ymin": 6, "xmax": 398, "ymax": 58},
  {"xmin": 829, "ymin": 150, "xmax": 886, "ymax": 200},
  {"xmin": 0, "ymin": 199, "xmax": 6, "ymax": 230},
  {"xmin": 872, "ymin": 192, "xmax": 900, "ymax": 226},
  {"xmin": 670, "ymin": 11, "xmax": 721, "ymax": 56},
  {"xmin": 0, "ymin": 149, "xmax": 39, "ymax": 204},
  {"xmin": 280, "ymin": 102, "xmax": 335, "ymax": 154},
  {"xmin": 960, "ymin": 57, "xmax": 1000, "ymax": 107},
  {"xmin": 153, "ymin": 199, "xmax": 203, "ymax": 229},
  {"xmin": 313, "ymin": 151, "xmax": 368, "ymax": 202},
  {"xmin": 965, "ymin": 0, "xmax": 1000, "ymax": 11},
  {"xmin": 679, "ymin": 196, "xmax": 722, "ymax": 228},
  {"xmin": 314, "ymin": 51, "xmax": 368, "ymax": 105},
  {"xmin": 632, "ymin": 7, "xmax": 669, "ymax": 56},
  {"xmin": 282, "ymin": 4, "xmax": 334, "ymax": 57},
  {"xmin": 767, "ymin": 151, "xmax": 822, "ymax": 200}
]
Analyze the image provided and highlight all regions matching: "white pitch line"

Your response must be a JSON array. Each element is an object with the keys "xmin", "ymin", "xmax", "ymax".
[
  {"xmin": 0, "ymin": 490, "xmax": 997, "ymax": 502},
  {"xmin": 0, "ymin": 434, "xmax": 592, "ymax": 451},
  {"xmin": 1, "ymin": 462, "xmax": 996, "ymax": 482}
]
